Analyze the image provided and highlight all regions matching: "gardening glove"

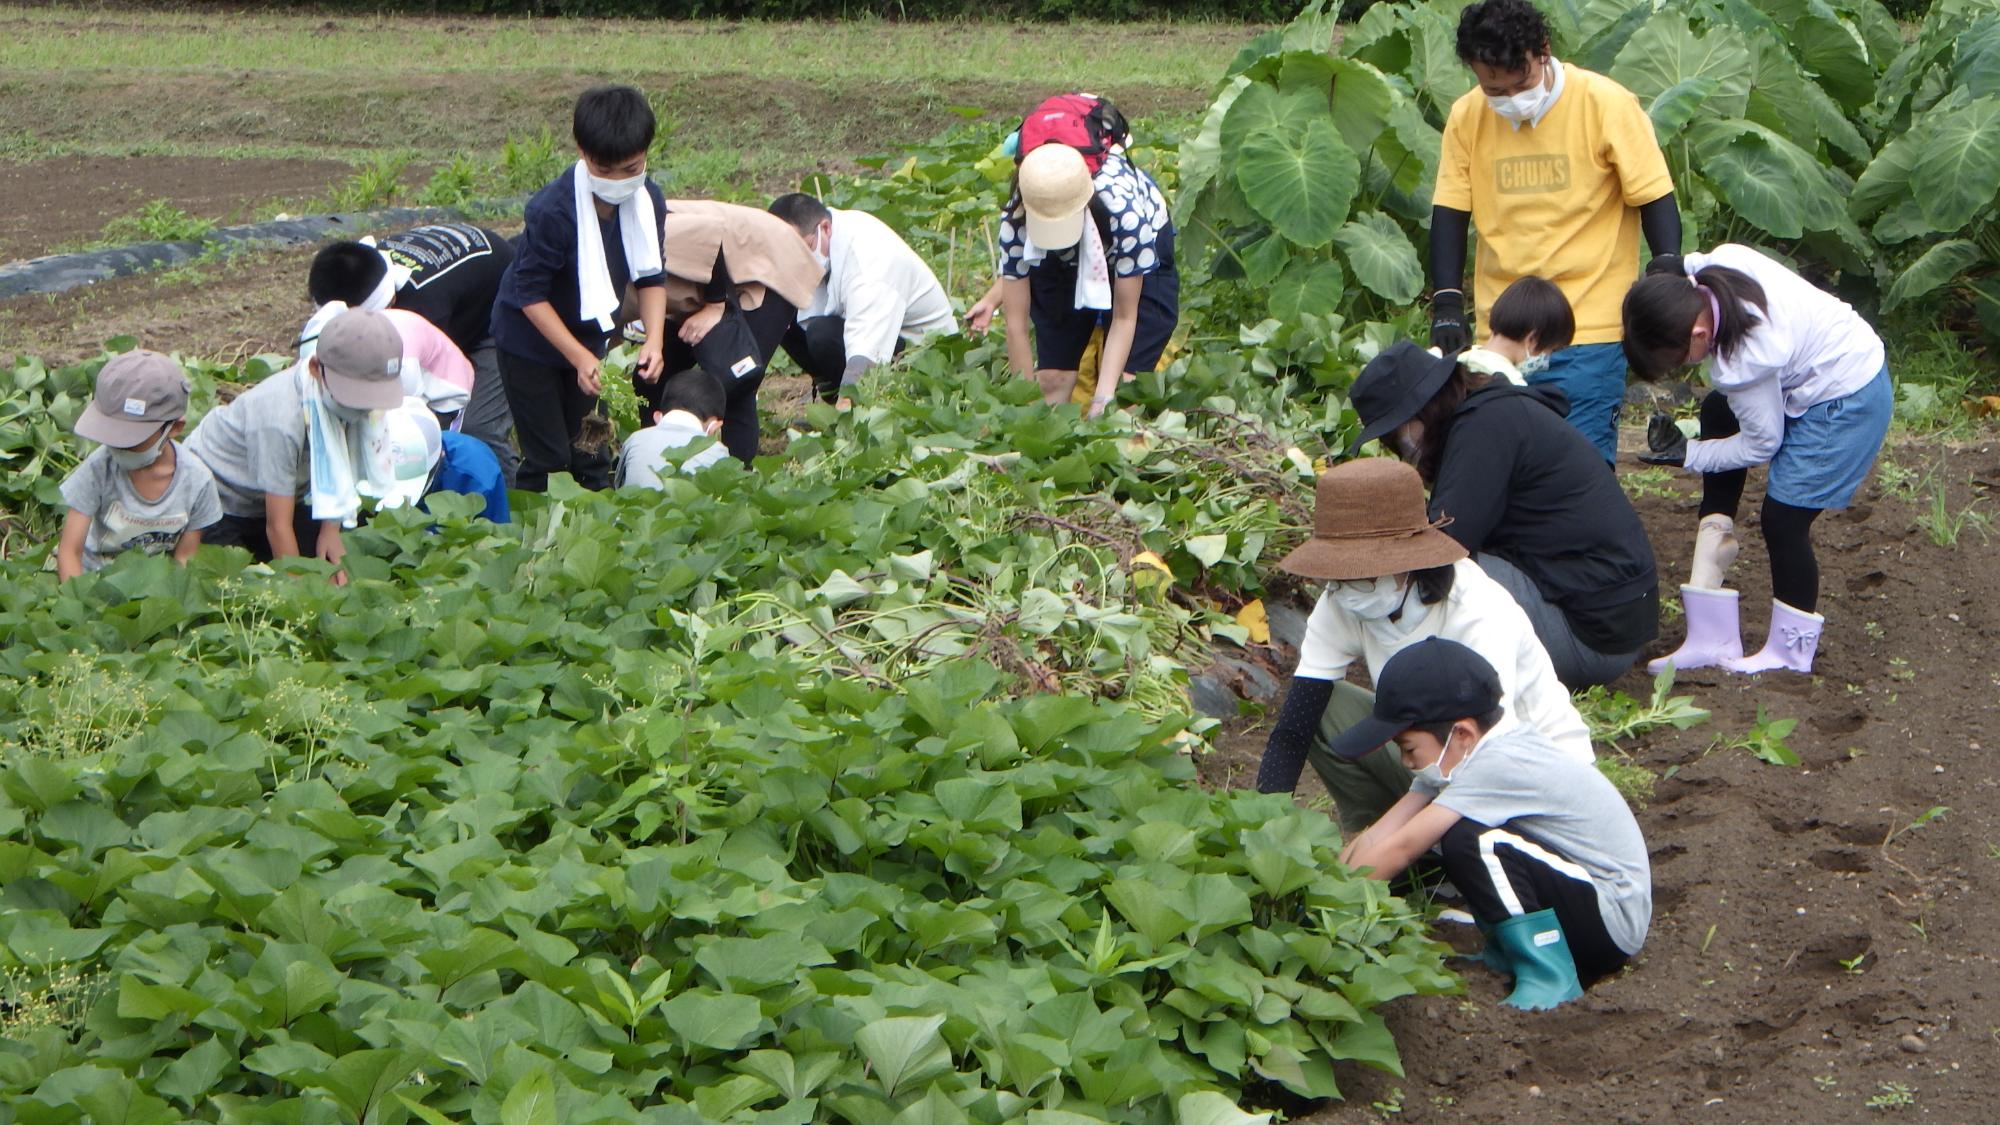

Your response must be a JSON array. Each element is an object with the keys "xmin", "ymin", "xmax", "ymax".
[
  {"xmin": 1646, "ymin": 253, "xmax": 1685, "ymax": 278},
  {"xmin": 1428, "ymin": 290, "xmax": 1468, "ymax": 354},
  {"xmin": 1639, "ymin": 411, "xmax": 1687, "ymax": 465}
]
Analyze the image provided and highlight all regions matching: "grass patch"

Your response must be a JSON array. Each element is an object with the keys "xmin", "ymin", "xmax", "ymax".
[
  {"xmin": 98, "ymin": 200, "xmax": 215, "ymax": 245},
  {"xmin": 0, "ymin": 10, "xmax": 1246, "ymax": 87}
]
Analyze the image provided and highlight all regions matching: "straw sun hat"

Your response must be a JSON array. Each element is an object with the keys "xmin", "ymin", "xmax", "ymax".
[{"xmin": 1276, "ymin": 458, "xmax": 1467, "ymax": 580}]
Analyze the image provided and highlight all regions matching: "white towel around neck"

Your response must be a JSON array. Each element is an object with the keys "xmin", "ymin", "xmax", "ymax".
[
  {"xmin": 572, "ymin": 160, "xmax": 662, "ymax": 331},
  {"xmin": 1020, "ymin": 213, "xmax": 1113, "ymax": 312}
]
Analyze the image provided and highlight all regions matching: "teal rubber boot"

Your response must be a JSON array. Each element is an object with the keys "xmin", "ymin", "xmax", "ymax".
[
  {"xmin": 1453, "ymin": 921, "xmax": 1511, "ymax": 974},
  {"xmin": 1490, "ymin": 909, "xmax": 1584, "ymax": 1011}
]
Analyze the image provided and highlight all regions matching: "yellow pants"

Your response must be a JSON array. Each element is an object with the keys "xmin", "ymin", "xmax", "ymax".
[{"xmin": 1070, "ymin": 325, "xmax": 1106, "ymax": 405}]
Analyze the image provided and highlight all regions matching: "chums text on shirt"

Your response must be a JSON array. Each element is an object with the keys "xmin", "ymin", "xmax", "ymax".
[{"xmin": 1495, "ymin": 155, "xmax": 1572, "ymax": 194}]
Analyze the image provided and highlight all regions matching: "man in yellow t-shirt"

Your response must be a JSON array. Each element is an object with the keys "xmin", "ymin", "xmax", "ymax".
[{"xmin": 1429, "ymin": 0, "xmax": 1683, "ymax": 462}]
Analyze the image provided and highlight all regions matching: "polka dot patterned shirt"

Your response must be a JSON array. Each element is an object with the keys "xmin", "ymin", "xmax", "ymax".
[{"xmin": 997, "ymin": 153, "xmax": 1173, "ymax": 287}]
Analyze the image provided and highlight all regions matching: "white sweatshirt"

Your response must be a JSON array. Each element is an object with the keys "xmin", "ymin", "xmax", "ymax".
[
  {"xmin": 804, "ymin": 208, "xmax": 957, "ymax": 370},
  {"xmin": 1682, "ymin": 244, "xmax": 1884, "ymax": 473}
]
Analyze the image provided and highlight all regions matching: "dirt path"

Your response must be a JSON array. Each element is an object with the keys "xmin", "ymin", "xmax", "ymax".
[
  {"xmin": 1201, "ymin": 447, "xmax": 2000, "ymax": 1121},
  {"xmin": 0, "ymin": 156, "xmax": 353, "ymax": 264}
]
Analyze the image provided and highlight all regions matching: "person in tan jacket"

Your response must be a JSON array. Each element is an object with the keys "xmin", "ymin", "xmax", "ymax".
[{"xmin": 636, "ymin": 200, "xmax": 822, "ymax": 464}]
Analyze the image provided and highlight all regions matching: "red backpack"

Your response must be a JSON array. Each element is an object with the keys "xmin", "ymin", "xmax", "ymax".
[{"xmin": 1017, "ymin": 93, "xmax": 1132, "ymax": 174}]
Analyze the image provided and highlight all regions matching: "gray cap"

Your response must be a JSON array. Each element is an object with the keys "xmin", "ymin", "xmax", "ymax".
[
  {"xmin": 315, "ymin": 308, "xmax": 405, "ymax": 410},
  {"xmin": 75, "ymin": 350, "xmax": 191, "ymax": 446}
]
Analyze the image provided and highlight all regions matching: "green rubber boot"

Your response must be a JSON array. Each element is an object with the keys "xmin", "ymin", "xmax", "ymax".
[
  {"xmin": 1490, "ymin": 909, "xmax": 1584, "ymax": 1011},
  {"xmin": 1452, "ymin": 921, "xmax": 1511, "ymax": 974}
]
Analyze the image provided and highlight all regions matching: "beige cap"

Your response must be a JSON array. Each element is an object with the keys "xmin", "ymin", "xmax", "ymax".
[
  {"xmin": 75, "ymin": 350, "xmax": 190, "ymax": 446},
  {"xmin": 1018, "ymin": 143, "xmax": 1094, "ymax": 250},
  {"xmin": 315, "ymin": 308, "xmax": 406, "ymax": 410}
]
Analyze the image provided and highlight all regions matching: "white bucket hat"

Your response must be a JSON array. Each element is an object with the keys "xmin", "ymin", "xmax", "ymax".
[
  {"xmin": 359, "ymin": 397, "xmax": 443, "ymax": 510},
  {"xmin": 1018, "ymin": 143, "xmax": 1094, "ymax": 250}
]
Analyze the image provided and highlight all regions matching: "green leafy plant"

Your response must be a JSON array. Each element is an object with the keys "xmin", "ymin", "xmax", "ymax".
[
  {"xmin": 1866, "ymin": 1081, "xmax": 1916, "ymax": 1110},
  {"xmin": 1711, "ymin": 705, "xmax": 1801, "ymax": 766},
  {"xmin": 1576, "ymin": 665, "xmax": 1711, "ymax": 749},
  {"xmin": 327, "ymin": 152, "xmax": 413, "ymax": 211},
  {"xmin": 98, "ymin": 199, "xmax": 217, "ymax": 244},
  {"xmin": 1916, "ymin": 475, "xmax": 1993, "ymax": 548}
]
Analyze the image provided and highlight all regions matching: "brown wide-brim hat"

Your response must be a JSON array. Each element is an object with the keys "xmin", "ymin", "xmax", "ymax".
[{"xmin": 1277, "ymin": 457, "xmax": 1468, "ymax": 580}]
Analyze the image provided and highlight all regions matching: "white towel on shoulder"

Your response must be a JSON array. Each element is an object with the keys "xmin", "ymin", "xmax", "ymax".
[
  {"xmin": 298, "ymin": 366, "xmax": 366, "ymax": 527},
  {"xmin": 573, "ymin": 160, "xmax": 662, "ymax": 331},
  {"xmin": 1019, "ymin": 214, "xmax": 1113, "ymax": 312}
]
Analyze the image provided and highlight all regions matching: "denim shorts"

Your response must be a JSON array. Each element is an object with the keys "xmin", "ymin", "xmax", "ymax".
[{"xmin": 1767, "ymin": 364, "xmax": 1892, "ymax": 510}]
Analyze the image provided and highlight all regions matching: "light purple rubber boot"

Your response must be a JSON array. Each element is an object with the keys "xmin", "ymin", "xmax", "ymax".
[
  {"xmin": 1725, "ymin": 599, "xmax": 1824, "ymax": 674},
  {"xmin": 1647, "ymin": 585, "xmax": 1743, "ymax": 676}
]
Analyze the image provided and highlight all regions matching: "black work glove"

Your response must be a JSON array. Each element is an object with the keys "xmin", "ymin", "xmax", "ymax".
[
  {"xmin": 1646, "ymin": 253, "xmax": 1685, "ymax": 278},
  {"xmin": 1639, "ymin": 411, "xmax": 1688, "ymax": 465},
  {"xmin": 1429, "ymin": 290, "xmax": 1468, "ymax": 353}
]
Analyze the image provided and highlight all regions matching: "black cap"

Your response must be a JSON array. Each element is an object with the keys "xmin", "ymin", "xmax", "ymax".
[
  {"xmin": 1347, "ymin": 340, "xmax": 1462, "ymax": 456},
  {"xmin": 1328, "ymin": 637, "xmax": 1502, "ymax": 760}
]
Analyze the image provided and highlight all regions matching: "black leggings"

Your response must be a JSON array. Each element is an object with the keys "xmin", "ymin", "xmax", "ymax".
[{"xmin": 1694, "ymin": 391, "xmax": 1824, "ymax": 611}]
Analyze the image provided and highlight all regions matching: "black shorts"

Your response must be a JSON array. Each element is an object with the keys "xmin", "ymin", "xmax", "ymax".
[{"xmin": 1026, "ymin": 228, "xmax": 1179, "ymax": 374}]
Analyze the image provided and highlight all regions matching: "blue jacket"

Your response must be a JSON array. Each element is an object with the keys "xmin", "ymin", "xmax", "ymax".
[{"xmin": 427, "ymin": 431, "xmax": 510, "ymax": 523}]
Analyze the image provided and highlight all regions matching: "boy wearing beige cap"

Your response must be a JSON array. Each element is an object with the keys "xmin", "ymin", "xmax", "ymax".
[
  {"xmin": 56, "ymin": 350, "xmax": 222, "ymax": 581},
  {"xmin": 187, "ymin": 308, "xmax": 405, "ymax": 575}
]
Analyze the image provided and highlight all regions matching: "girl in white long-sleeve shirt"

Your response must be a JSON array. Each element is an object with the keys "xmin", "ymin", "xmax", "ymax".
[{"xmin": 1622, "ymin": 243, "xmax": 1891, "ymax": 676}]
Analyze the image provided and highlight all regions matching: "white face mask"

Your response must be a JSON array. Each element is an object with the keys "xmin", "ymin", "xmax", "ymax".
[
  {"xmin": 1415, "ymin": 730, "xmax": 1457, "ymax": 787},
  {"xmin": 1487, "ymin": 60, "xmax": 1555, "ymax": 124},
  {"xmin": 109, "ymin": 428, "xmax": 169, "ymax": 471},
  {"xmin": 1329, "ymin": 575, "xmax": 1409, "ymax": 621},
  {"xmin": 810, "ymin": 227, "xmax": 831, "ymax": 272},
  {"xmin": 1518, "ymin": 352, "xmax": 1552, "ymax": 378},
  {"xmin": 589, "ymin": 172, "xmax": 646, "ymax": 205}
]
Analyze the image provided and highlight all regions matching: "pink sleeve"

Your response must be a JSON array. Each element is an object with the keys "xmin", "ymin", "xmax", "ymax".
[{"xmin": 387, "ymin": 309, "xmax": 475, "ymax": 392}]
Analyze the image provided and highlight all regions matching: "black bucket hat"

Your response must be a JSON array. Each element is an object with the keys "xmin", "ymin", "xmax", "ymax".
[{"xmin": 1347, "ymin": 341, "xmax": 1463, "ymax": 456}]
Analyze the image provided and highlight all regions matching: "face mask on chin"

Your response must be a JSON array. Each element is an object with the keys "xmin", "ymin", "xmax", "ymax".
[
  {"xmin": 324, "ymin": 399, "xmax": 373, "ymax": 427},
  {"xmin": 109, "ymin": 427, "xmax": 170, "ymax": 471},
  {"xmin": 589, "ymin": 172, "xmax": 646, "ymax": 205},
  {"xmin": 1415, "ymin": 730, "xmax": 1457, "ymax": 787}
]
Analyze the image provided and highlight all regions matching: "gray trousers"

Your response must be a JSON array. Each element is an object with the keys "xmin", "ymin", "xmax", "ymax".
[
  {"xmin": 462, "ymin": 342, "xmax": 519, "ymax": 488},
  {"xmin": 1308, "ymin": 680, "xmax": 1414, "ymax": 837},
  {"xmin": 1475, "ymin": 553, "xmax": 1638, "ymax": 690}
]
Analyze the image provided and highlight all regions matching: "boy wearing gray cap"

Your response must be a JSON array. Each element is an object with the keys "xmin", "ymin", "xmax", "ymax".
[
  {"xmin": 56, "ymin": 350, "xmax": 222, "ymax": 581},
  {"xmin": 187, "ymin": 308, "xmax": 405, "ymax": 576},
  {"xmin": 1335, "ymin": 637, "xmax": 1651, "ymax": 1010}
]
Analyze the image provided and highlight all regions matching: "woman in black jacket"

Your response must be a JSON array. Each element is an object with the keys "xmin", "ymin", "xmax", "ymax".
[{"xmin": 1347, "ymin": 340, "xmax": 1658, "ymax": 688}]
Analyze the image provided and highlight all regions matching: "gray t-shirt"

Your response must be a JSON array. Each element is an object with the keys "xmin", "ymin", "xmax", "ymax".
[
  {"xmin": 1414, "ymin": 723, "xmax": 1652, "ymax": 954},
  {"xmin": 59, "ymin": 444, "xmax": 222, "ymax": 571},
  {"xmin": 184, "ymin": 369, "xmax": 309, "ymax": 517},
  {"xmin": 617, "ymin": 414, "xmax": 728, "ymax": 489}
]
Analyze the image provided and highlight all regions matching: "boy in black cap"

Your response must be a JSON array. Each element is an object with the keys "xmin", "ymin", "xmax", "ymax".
[{"xmin": 1335, "ymin": 637, "xmax": 1651, "ymax": 1010}]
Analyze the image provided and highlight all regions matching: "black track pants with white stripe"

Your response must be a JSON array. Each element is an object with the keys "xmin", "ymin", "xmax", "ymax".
[{"xmin": 1438, "ymin": 818, "xmax": 1631, "ymax": 986}]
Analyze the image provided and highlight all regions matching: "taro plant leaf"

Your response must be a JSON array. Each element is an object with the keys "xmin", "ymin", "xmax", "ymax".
[
  {"xmin": 1611, "ymin": 13, "xmax": 1752, "ymax": 121},
  {"xmin": 1175, "ymin": 1090, "xmax": 1272, "ymax": 1125},
  {"xmin": 1178, "ymin": 75, "xmax": 1253, "ymax": 215},
  {"xmin": 1332, "ymin": 212, "xmax": 1423, "ymax": 303},
  {"xmin": 659, "ymin": 988, "xmax": 763, "ymax": 1052},
  {"xmin": 1690, "ymin": 119, "xmax": 1849, "ymax": 238},
  {"xmin": 308, "ymin": 1048, "xmax": 423, "ymax": 1125},
  {"xmin": 1763, "ymin": 0, "xmax": 1876, "ymax": 111},
  {"xmin": 1269, "ymin": 256, "xmax": 1346, "ymax": 323},
  {"xmin": 1850, "ymin": 126, "xmax": 1926, "ymax": 226},
  {"xmin": 1647, "ymin": 76, "xmax": 1721, "ymax": 139},
  {"xmin": 853, "ymin": 1013, "xmax": 952, "ymax": 1097},
  {"xmin": 1911, "ymin": 95, "xmax": 2000, "ymax": 232},
  {"xmin": 1236, "ymin": 120, "xmax": 1360, "ymax": 249},
  {"xmin": 1884, "ymin": 239, "xmax": 1985, "ymax": 311}
]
